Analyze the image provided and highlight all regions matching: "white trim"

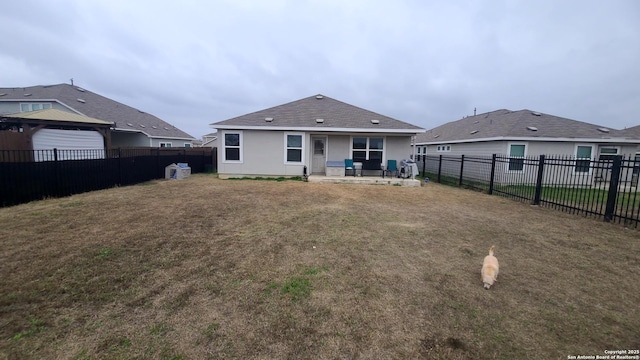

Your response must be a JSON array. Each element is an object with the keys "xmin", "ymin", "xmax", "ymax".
[
  {"xmin": 284, "ymin": 132, "xmax": 305, "ymax": 165},
  {"xmin": 350, "ymin": 135, "xmax": 385, "ymax": 162},
  {"xmin": 159, "ymin": 142, "xmax": 172, "ymax": 148},
  {"xmin": 507, "ymin": 142, "xmax": 527, "ymax": 172},
  {"xmin": 417, "ymin": 136, "xmax": 639, "ymax": 145},
  {"xmin": 211, "ymin": 124, "xmax": 425, "ymax": 134},
  {"xmin": 222, "ymin": 130, "xmax": 243, "ymax": 163},
  {"xmin": 574, "ymin": 144, "xmax": 594, "ymax": 175},
  {"xmin": 598, "ymin": 145, "xmax": 620, "ymax": 157}
]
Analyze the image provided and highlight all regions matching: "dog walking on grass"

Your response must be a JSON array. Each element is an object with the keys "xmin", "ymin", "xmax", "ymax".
[{"xmin": 481, "ymin": 245, "xmax": 499, "ymax": 290}]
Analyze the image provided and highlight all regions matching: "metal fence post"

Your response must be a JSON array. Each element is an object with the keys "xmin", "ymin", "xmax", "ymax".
[
  {"xmin": 459, "ymin": 155, "xmax": 465, "ymax": 187},
  {"xmin": 533, "ymin": 155, "xmax": 546, "ymax": 205},
  {"xmin": 604, "ymin": 155, "xmax": 622, "ymax": 222},
  {"xmin": 437, "ymin": 155, "xmax": 443, "ymax": 183},
  {"xmin": 489, "ymin": 154, "xmax": 496, "ymax": 195}
]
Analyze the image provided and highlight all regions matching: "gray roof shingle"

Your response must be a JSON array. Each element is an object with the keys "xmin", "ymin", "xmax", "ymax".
[
  {"xmin": 0, "ymin": 84, "xmax": 194, "ymax": 139},
  {"xmin": 211, "ymin": 94, "xmax": 424, "ymax": 132},
  {"xmin": 416, "ymin": 109, "xmax": 630, "ymax": 143}
]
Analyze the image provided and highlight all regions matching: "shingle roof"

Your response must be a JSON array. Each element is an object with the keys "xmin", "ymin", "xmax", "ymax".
[
  {"xmin": 2, "ymin": 108, "xmax": 112, "ymax": 125},
  {"xmin": 0, "ymin": 84, "xmax": 194, "ymax": 139},
  {"xmin": 619, "ymin": 125, "xmax": 640, "ymax": 139},
  {"xmin": 416, "ymin": 109, "xmax": 628, "ymax": 144},
  {"xmin": 211, "ymin": 94, "xmax": 424, "ymax": 133}
]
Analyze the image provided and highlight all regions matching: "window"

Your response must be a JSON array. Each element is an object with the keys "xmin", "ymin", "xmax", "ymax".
[
  {"xmin": 20, "ymin": 103, "xmax": 52, "ymax": 112},
  {"xmin": 351, "ymin": 137, "xmax": 383, "ymax": 162},
  {"xmin": 285, "ymin": 133, "xmax": 304, "ymax": 163},
  {"xmin": 575, "ymin": 145, "xmax": 593, "ymax": 173},
  {"xmin": 508, "ymin": 144, "xmax": 526, "ymax": 171},
  {"xmin": 436, "ymin": 145, "xmax": 451, "ymax": 153},
  {"xmin": 184, "ymin": 143, "xmax": 191, "ymax": 148},
  {"xmin": 223, "ymin": 131, "xmax": 242, "ymax": 162},
  {"xmin": 159, "ymin": 142, "xmax": 172, "ymax": 148},
  {"xmin": 599, "ymin": 147, "xmax": 619, "ymax": 161}
]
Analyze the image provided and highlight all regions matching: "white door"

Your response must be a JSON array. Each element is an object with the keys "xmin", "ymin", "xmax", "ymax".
[{"xmin": 311, "ymin": 137, "xmax": 326, "ymax": 174}]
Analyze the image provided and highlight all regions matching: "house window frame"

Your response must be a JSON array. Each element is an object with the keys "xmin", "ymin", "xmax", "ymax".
[
  {"xmin": 598, "ymin": 146, "xmax": 620, "ymax": 160},
  {"xmin": 436, "ymin": 145, "xmax": 451, "ymax": 153},
  {"xmin": 574, "ymin": 144, "xmax": 594, "ymax": 174},
  {"xmin": 284, "ymin": 132, "xmax": 305, "ymax": 164},
  {"xmin": 159, "ymin": 142, "xmax": 172, "ymax": 148},
  {"xmin": 507, "ymin": 142, "xmax": 527, "ymax": 172},
  {"xmin": 20, "ymin": 103, "xmax": 52, "ymax": 112},
  {"xmin": 222, "ymin": 130, "xmax": 243, "ymax": 163},
  {"xmin": 184, "ymin": 143, "xmax": 191, "ymax": 148},
  {"xmin": 350, "ymin": 136, "xmax": 384, "ymax": 162}
]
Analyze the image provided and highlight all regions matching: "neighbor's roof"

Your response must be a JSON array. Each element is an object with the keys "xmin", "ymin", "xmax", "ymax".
[
  {"xmin": 619, "ymin": 125, "xmax": 640, "ymax": 139},
  {"xmin": 0, "ymin": 84, "xmax": 194, "ymax": 139},
  {"xmin": 416, "ymin": 109, "xmax": 633, "ymax": 144},
  {"xmin": 2, "ymin": 108, "xmax": 112, "ymax": 125},
  {"xmin": 210, "ymin": 94, "xmax": 425, "ymax": 133}
]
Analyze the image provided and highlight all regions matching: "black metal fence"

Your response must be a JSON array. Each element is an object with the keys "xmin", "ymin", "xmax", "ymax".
[
  {"xmin": 0, "ymin": 147, "xmax": 217, "ymax": 207},
  {"xmin": 418, "ymin": 154, "xmax": 640, "ymax": 228}
]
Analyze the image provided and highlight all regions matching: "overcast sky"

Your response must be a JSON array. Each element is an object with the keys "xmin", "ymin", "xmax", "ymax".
[{"xmin": 2, "ymin": 0, "xmax": 639, "ymax": 138}]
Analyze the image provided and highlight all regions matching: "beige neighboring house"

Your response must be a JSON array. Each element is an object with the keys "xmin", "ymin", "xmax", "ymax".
[
  {"xmin": 210, "ymin": 94, "xmax": 425, "ymax": 178},
  {"xmin": 414, "ymin": 109, "xmax": 640, "ymax": 185},
  {"xmin": 0, "ymin": 83, "xmax": 195, "ymax": 148}
]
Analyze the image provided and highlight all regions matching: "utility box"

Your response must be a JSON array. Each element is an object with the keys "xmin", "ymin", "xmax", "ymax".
[{"xmin": 165, "ymin": 163, "xmax": 191, "ymax": 180}]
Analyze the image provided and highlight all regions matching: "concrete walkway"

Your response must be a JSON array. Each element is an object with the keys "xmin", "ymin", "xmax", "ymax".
[{"xmin": 307, "ymin": 175, "xmax": 421, "ymax": 187}]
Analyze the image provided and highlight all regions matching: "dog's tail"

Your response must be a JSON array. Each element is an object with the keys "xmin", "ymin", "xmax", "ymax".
[{"xmin": 489, "ymin": 245, "xmax": 495, "ymax": 256}]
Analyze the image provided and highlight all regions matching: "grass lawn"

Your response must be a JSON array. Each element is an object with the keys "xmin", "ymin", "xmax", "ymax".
[{"xmin": 1, "ymin": 174, "xmax": 638, "ymax": 359}]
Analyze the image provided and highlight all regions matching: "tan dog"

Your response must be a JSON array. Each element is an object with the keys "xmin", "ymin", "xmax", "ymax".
[{"xmin": 481, "ymin": 245, "xmax": 499, "ymax": 289}]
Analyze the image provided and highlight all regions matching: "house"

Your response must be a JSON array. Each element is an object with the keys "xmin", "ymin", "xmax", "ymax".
[
  {"xmin": 210, "ymin": 94, "xmax": 425, "ymax": 179},
  {"xmin": 0, "ymin": 108, "xmax": 112, "ymax": 161},
  {"xmin": 414, "ymin": 109, "xmax": 640, "ymax": 185},
  {"xmin": 0, "ymin": 84, "xmax": 195, "ymax": 148},
  {"xmin": 197, "ymin": 132, "xmax": 218, "ymax": 148}
]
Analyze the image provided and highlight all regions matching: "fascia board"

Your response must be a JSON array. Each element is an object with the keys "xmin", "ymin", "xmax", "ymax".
[
  {"xmin": 416, "ymin": 136, "xmax": 640, "ymax": 145},
  {"xmin": 211, "ymin": 124, "xmax": 426, "ymax": 134}
]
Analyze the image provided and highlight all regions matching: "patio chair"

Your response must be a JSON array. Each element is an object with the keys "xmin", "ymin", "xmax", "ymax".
[
  {"xmin": 384, "ymin": 159, "xmax": 399, "ymax": 178},
  {"xmin": 344, "ymin": 159, "xmax": 356, "ymax": 176}
]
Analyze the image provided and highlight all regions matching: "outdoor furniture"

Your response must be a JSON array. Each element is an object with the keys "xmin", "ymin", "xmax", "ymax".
[
  {"xmin": 384, "ymin": 159, "xmax": 399, "ymax": 178},
  {"xmin": 326, "ymin": 161, "xmax": 346, "ymax": 176},
  {"xmin": 344, "ymin": 159, "xmax": 356, "ymax": 176},
  {"xmin": 361, "ymin": 159, "xmax": 384, "ymax": 177}
]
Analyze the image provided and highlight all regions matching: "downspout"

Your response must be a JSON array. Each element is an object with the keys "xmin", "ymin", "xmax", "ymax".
[{"xmin": 411, "ymin": 135, "xmax": 417, "ymax": 160}]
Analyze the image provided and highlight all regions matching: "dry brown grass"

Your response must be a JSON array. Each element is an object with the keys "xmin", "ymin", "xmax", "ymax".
[{"xmin": 0, "ymin": 174, "xmax": 638, "ymax": 359}]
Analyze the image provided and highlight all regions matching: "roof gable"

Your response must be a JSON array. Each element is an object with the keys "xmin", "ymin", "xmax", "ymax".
[
  {"xmin": 211, "ymin": 94, "xmax": 424, "ymax": 133},
  {"xmin": 0, "ymin": 84, "xmax": 194, "ymax": 139},
  {"xmin": 416, "ymin": 109, "xmax": 625, "ymax": 143}
]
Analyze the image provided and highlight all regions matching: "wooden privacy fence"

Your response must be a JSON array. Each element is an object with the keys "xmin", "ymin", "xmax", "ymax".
[
  {"xmin": 417, "ymin": 154, "xmax": 640, "ymax": 228},
  {"xmin": 0, "ymin": 147, "xmax": 217, "ymax": 207}
]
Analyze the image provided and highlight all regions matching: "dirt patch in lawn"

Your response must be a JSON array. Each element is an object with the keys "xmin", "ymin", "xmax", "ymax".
[{"xmin": 0, "ymin": 174, "xmax": 638, "ymax": 359}]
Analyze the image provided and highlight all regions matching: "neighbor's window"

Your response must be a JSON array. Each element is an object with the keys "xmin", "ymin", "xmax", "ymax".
[
  {"xmin": 285, "ymin": 133, "xmax": 303, "ymax": 163},
  {"xmin": 223, "ymin": 132, "xmax": 242, "ymax": 162},
  {"xmin": 575, "ymin": 145, "xmax": 593, "ymax": 173},
  {"xmin": 184, "ymin": 143, "xmax": 191, "ymax": 148},
  {"xmin": 599, "ymin": 147, "xmax": 619, "ymax": 161},
  {"xmin": 508, "ymin": 144, "xmax": 526, "ymax": 171},
  {"xmin": 352, "ymin": 137, "xmax": 383, "ymax": 162},
  {"xmin": 20, "ymin": 103, "xmax": 52, "ymax": 112},
  {"xmin": 160, "ymin": 142, "xmax": 172, "ymax": 148}
]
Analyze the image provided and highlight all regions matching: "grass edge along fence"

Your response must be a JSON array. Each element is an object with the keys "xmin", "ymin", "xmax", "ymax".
[
  {"xmin": 418, "ymin": 154, "xmax": 640, "ymax": 228},
  {"xmin": 0, "ymin": 147, "xmax": 217, "ymax": 207}
]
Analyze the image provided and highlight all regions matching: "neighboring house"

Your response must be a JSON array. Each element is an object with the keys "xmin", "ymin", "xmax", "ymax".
[
  {"xmin": 0, "ymin": 84, "xmax": 195, "ymax": 148},
  {"xmin": 414, "ymin": 109, "xmax": 640, "ymax": 184},
  {"xmin": 210, "ymin": 94, "xmax": 425, "ymax": 178},
  {"xmin": 0, "ymin": 108, "xmax": 112, "ymax": 160},
  {"xmin": 200, "ymin": 132, "xmax": 218, "ymax": 148}
]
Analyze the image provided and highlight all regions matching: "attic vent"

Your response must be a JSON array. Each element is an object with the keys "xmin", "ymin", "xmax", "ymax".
[
  {"xmin": 315, "ymin": 95, "xmax": 324, "ymax": 99},
  {"xmin": 470, "ymin": 130, "xmax": 479, "ymax": 135},
  {"xmin": 77, "ymin": 98, "xmax": 85, "ymax": 103},
  {"xmin": 531, "ymin": 112, "xmax": 542, "ymax": 116},
  {"xmin": 527, "ymin": 126, "xmax": 538, "ymax": 131},
  {"xmin": 265, "ymin": 117, "xmax": 273, "ymax": 122},
  {"xmin": 152, "ymin": 126, "xmax": 158, "ymax": 129},
  {"xmin": 164, "ymin": 127, "xmax": 169, "ymax": 130},
  {"xmin": 127, "ymin": 123, "xmax": 134, "ymax": 127},
  {"xmin": 434, "ymin": 134, "xmax": 440, "ymax": 138},
  {"xmin": 473, "ymin": 120, "xmax": 479, "ymax": 124},
  {"xmin": 140, "ymin": 124, "xmax": 146, "ymax": 128},
  {"xmin": 0, "ymin": 93, "xmax": 6, "ymax": 96},
  {"xmin": 371, "ymin": 119, "xmax": 380, "ymax": 124},
  {"xmin": 597, "ymin": 127, "xmax": 610, "ymax": 133},
  {"xmin": 76, "ymin": 87, "xmax": 85, "ymax": 92},
  {"xmin": 24, "ymin": 93, "xmax": 32, "ymax": 96},
  {"xmin": 316, "ymin": 119, "xmax": 324, "ymax": 123}
]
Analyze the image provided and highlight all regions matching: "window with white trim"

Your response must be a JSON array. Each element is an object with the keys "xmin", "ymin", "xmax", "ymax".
[
  {"xmin": 575, "ymin": 145, "xmax": 593, "ymax": 173},
  {"xmin": 599, "ymin": 146, "xmax": 619, "ymax": 161},
  {"xmin": 285, "ymin": 133, "xmax": 304, "ymax": 163},
  {"xmin": 436, "ymin": 145, "xmax": 451, "ymax": 152},
  {"xmin": 223, "ymin": 131, "xmax": 242, "ymax": 162},
  {"xmin": 184, "ymin": 143, "xmax": 191, "ymax": 148},
  {"xmin": 508, "ymin": 143, "xmax": 526, "ymax": 171},
  {"xmin": 351, "ymin": 137, "xmax": 383, "ymax": 162},
  {"xmin": 159, "ymin": 142, "xmax": 172, "ymax": 148},
  {"xmin": 20, "ymin": 103, "xmax": 52, "ymax": 112}
]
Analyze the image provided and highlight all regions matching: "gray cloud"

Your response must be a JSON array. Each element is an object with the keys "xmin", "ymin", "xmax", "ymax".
[{"xmin": 2, "ymin": 0, "xmax": 639, "ymax": 138}]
